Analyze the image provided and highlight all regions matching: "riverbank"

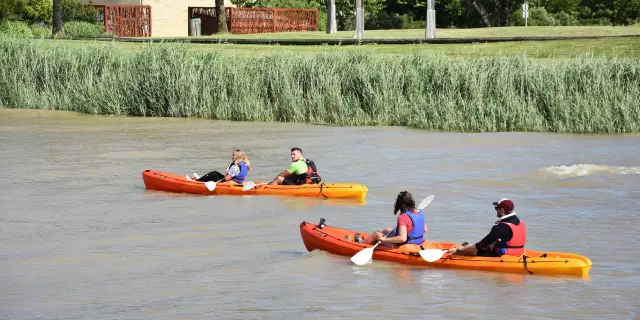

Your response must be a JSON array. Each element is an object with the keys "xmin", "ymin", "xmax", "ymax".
[
  {"xmin": 1, "ymin": 37, "xmax": 638, "ymax": 133},
  {"xmin": 152, "ymin": 25, "xmax": 640, "ymax": 40}
]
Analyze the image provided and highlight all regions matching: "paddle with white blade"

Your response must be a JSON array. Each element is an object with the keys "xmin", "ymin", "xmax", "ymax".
[
  {"xmin": 350, "ymin": 195, "xmax": 435, "ymax": 266},
  {"xmin": 419, "ymin": 242, "xmax": 468, "ymax": 262},
  {"xmin": 242, "ymin": 181, "xmax": 258, "ymax": 191},
  {"xmin": 204, "ymin": 178, "xmax": 226, "ymax": 192},
  {"xmin": 416, "ymin": 194, "xmax": 434, "ymax": 211},
  {"xmin": 350, "ymin": 228, "xmax": 396, "ymax": 266}
]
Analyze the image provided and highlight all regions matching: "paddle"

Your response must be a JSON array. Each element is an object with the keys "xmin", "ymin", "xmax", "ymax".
[
  {"xmin": 204, "ymin": 178, "xmax": 226, "ymax": 192},
  {"xmin": 419, "ymin": 242, "xmax": 468, "ymax": 263},
  {"xmin": 242, "ymin": 181, "xmax": 258, "ymax": 191},
  {"xmin": 350, "ymin": 229, "xmax": 395, "ymax": 266},
  {"xmin": 350, "ymin": 195, "xmax": 435, "ymax": 266}
]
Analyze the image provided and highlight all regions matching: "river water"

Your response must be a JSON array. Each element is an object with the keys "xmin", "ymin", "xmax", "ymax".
[{"xmin": 1, "ymin": 109, "xmax": 639, "ymax": 319}]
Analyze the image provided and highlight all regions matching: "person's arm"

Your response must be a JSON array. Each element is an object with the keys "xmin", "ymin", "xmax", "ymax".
[
  {"xmin": 380, "ymin": 225, "xmax": 407, "ymax": 244},
  {"xmin": 271, "ymin": 169, "xmax": 292, "ymax": 183},
  {"xmin": 475, "ymin": 223, "xmax": 512, "ymax": 251},
  {"xmin": 451, "ymin": 224, "xmax": 503, "ymax": 254},
  {"xmin": 271, "ymin": 162, "xmax": 301, "ymax": 183},
  {"xmin": 224, "ymin": 163, "xmax": 238, "ymax": 182},
  {"xmin": 474, "ymin": 224, "xmax": 502, "ymax": 251},
  {"xmin": 424, "ymin": 222, "xmax": 428, "ymax": 234},
  {"xmin": 451, "ymin": 242, "xmax": 477, "ymax": 255}
]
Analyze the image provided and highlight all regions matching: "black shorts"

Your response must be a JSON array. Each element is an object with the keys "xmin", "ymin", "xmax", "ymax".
[
  {"xmin": 196, "ymin": 171, "xmax": 225, "ymax": 182},
  {"xmin": 477, "ymin": 249, "xmax": 500, "ymax": 257},
  {"xmin": 282, "ymin": 177, "xmax": 299, "ymax": 185}
]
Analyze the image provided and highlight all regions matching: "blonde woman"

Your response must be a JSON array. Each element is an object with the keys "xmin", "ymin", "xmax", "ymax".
[{"xmin": 187, "ymin": 149, "xmax": 252, "ymax": 185}]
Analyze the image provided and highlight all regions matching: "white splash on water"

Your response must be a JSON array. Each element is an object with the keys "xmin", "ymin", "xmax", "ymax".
[{"xmin": 539, "ymin": 164, "xmax": 640, "ymax": 178}]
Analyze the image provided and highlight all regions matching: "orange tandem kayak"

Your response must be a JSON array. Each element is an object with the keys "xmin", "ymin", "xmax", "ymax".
[
  {"xmin": 299, "ymin": 220, "xmax": 592, "ymax": 277},
  {"xmin": 142, "ymin": 170, "xmax": 368, "ymax": 200}
]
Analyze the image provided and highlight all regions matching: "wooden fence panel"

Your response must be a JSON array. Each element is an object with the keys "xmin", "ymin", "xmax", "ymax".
[
  {"xmin": 227, "ymin": 8, "xmax": 318, "ymax": 34},
  {"xmin": 96, "ymin": 5, "xmax": 151, "ymax": 37}
]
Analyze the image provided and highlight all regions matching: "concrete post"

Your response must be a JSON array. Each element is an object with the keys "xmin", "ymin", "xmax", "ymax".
[
  {"xmin": 425, "ymin": 0, "xmax": 436, "ymax": 39},
  {"xmin": 326, "ymin": 0, "xmax": 337, "ymax": 34},
  {"xmin": 352, "ymin": 0, "xmax": 364, "ymax": 39}
]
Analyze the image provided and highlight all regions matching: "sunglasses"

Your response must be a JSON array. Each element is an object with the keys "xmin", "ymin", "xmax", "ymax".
[{"xmin": 494, "ymin": 206, "xmax": 500, "ymax": 211}]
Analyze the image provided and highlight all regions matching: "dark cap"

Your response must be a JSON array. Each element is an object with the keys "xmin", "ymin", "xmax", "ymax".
[{"xmin": 493, "ymin": 198, "xmax": 514, "ymax": 212}]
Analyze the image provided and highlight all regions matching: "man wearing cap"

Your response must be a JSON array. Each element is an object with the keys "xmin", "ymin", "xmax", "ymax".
[{"xmin": 449, "ymin": 198, "xmax": 526, "ymax": 257}]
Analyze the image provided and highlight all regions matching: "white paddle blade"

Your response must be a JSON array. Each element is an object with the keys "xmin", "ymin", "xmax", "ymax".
[
  {"xmin": 204, "ymin": 181, "xmax": 217, "ymax": 192},
  {"xmin": 419, "ymin": 249, "xmax": 446, "ymax": 262},
  {"xmin": 418, "ymin": 195, "xmax": 435, "ymax": 210},
  {"xmin": 351, "ymin": 248, "xmax": 374, "ymax": 265},
  {"xmin": 242, "ymin": 181, "xmax": 256, "ymax": 191}
]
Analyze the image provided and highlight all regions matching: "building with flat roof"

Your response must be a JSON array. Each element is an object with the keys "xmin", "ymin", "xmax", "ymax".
[{"xmin": 82, "ymin": 0, "xmax": 234, "ymax": 37}]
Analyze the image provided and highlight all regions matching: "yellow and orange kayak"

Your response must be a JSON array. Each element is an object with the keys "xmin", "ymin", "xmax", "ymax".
[
  {"xmin": 299, "ymin": 220, "xmax": 592, "ymax": 277},
  {"xmin": 142, "ymin": 170, "xmax": 368, "ymax": 200}
]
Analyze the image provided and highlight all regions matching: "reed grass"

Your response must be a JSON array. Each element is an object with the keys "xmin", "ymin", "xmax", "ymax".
[{"xmin": 1, "ymin": 37, "xmax": 638, "ymax": 133}]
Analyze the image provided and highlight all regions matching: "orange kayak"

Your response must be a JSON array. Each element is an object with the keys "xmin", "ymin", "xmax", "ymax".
[
  {"xmin": 142, "ymin": 170, "xmax": 368, "ymax": 200},
  {"xmin": 299, "ymin": 220, "xmax": 592, "ymax": 277}
]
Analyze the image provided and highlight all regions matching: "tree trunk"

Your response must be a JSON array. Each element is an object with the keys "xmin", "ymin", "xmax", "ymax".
[
  {"xmin": 326, "ymin": 0, "xmax": 337, "ymax": 34},
  {"xmin": 499, "ymin": 0, "xmax": 512, "ymax": 26},
  {"xmin": 467, "ymin": 0, "xmax": 491, "ymax": 27},
  {"xmin": 52, "ymin": 0, "xmax": 64, "ymax": 38},
  {"xmin": 216, "ymin": 0, "xmax": 228, "ymax": 33}
]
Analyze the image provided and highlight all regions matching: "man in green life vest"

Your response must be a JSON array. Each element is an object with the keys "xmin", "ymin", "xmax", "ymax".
[{"xmin": 269, "ymin": 147, "xmax": 321, "ymax": 185}]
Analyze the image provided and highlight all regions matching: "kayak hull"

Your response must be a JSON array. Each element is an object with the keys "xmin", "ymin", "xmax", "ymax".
[
  {"xmin": 299, "ymin": 220, "xmax": 592, "ymax": 278},
  {"xmin": 142, "ymin": 170, "xmax": 367, "ymax": 200}
]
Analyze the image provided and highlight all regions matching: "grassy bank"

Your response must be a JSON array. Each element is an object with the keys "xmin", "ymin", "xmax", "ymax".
[
  {"xmin": 106, "ymin": 37, "xmax": 640, "ymax": 58},
  {"xmin": 171, "ymin": 25, "xmax": 640, "ymax": 40},
  {"xmin": 1, "ymin": 37, "xmax": 639, "ymax": 133}
]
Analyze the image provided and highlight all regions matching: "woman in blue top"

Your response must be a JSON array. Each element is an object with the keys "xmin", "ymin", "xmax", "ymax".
[{"xmin": 187, "ymin": 149, "xmax": 252, "ymax": 185}]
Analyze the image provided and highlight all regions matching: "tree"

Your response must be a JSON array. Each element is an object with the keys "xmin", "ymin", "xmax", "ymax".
[
  {"xmin": 533, "ymin": 0, "xmax": 580, "ymax": 13},
  {"xmin": 52, "ymin": 0, "xmax": 63, "ymax": 38},
  {"xmin": 216, "ymin": 0, "xmax": 228, "ymax": 33},
  {"xmin": 498, "ymin": 0, "xmax": 519, "ymax": 26},
  {"xmin": 467, "ymin": 0, "xmax": 491, "ymax": 26},
  {"xmin": 1, "ymin": 0, "xmax": 25, "ymax": 21},
  {"xmin": 463, "ymin": 0, "xmax": 520, "ymax": 26},
  {"xmin": 22, "ymin": 0, "xmax": 53, "ymax": 24},
  {"xmin": 579, "ymin": 0, "xmax": 640, "ymax": 25}
]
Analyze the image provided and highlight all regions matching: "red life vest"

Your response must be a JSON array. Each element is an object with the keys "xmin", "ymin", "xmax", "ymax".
[
  {"xmin": 495, "ymin": 221, "xmax": 526, "ymax": 256},
  {"xmin": 295, "ymin": 159, "xmax": 321, "ymax": 184}
]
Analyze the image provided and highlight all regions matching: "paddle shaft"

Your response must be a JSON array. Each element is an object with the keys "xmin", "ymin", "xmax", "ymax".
[
  {"xmin": 350, "ymin": 195, "xmax": 433, "ymax": 266},
  {"xmin": 373, "ymin": 196, "xmax": 432, "ymax": 248},
  {"xmin": 204, "ymin": 177, "xmax": 228, "ymax": 191},
  {"xmin": 202, "ymin": 177, "xmax": 226, "ymax": 183},
  {"xmin": 372, "ymin": 228, "xmax": 396, "ymax": 249}
]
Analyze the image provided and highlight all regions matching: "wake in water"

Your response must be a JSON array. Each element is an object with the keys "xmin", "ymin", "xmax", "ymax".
[{"xmin": 538, "ymin": 164, "xmax": 640, "ymax": 178}]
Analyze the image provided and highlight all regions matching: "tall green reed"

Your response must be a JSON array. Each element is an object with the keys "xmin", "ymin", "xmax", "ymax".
[{"xmin": 1, "ymin": 37, "xmax": 638, "ymax": 133}]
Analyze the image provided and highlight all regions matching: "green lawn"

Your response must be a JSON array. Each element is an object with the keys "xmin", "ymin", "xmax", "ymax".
[
  {"xmin": 61, "ymin": 36, "xmax": 639, "ymax": 58},
  {"xmin": 11, "ymin": 25, "xmax": 639, "ymax": 59},
  {"xmin": 182, "ymin": 25, "xmax": 640, "ymax": 39}
]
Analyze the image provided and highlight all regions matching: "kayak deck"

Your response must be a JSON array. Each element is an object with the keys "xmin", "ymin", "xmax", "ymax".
[
  {"xmin": 142, "ymin": 170, "xmax": 368, "ymax": 200},
  {"xmin": 299, "ymin": 220, "xmax": 592, "ymax": 278}
]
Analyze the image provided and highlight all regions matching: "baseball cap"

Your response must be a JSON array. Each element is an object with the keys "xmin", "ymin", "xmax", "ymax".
[{"xmin": 492, "ymin": 198, "xmax": 514, "ymax": 212}]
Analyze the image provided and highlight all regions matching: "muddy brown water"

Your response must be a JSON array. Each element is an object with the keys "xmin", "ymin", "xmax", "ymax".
[{"xmin": 1, "ymin": 109, "xmax": 639, "ymax": 319}]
